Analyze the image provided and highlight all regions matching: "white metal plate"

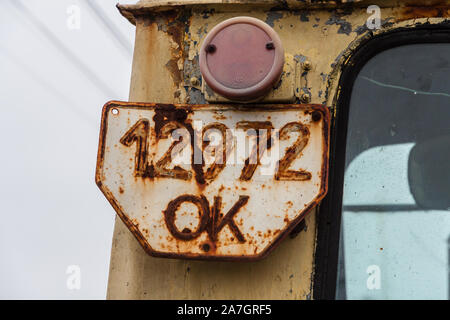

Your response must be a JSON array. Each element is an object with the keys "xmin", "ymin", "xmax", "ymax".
[{"xmin": 96, "ymin": 101, "xmax": 329, "ymax": 261}]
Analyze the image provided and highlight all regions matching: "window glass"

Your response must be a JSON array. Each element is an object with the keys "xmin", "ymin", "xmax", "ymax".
[{"xmin": 336, "ymin": 43, "xmax": 450, "ymax": 300}]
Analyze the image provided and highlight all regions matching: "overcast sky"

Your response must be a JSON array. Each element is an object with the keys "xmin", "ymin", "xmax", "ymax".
[{"xmin": 0, "ymin": 0, "xmax": 136, "ymax": 299}]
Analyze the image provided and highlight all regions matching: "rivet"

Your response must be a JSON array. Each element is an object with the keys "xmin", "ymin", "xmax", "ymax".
[
  {"xmin": 266, "ymin": 42, "xmax": 275, "ymax": 50},
  {"xmin": 202, "ymin": 243, "xmax": 210, "ymax": 252},
  {"xmin": 205, "ymin": 44, "xmax": 216, "ymax": 53},
  {"xmin": 190, "ymin": 77, "xmax": 200, "ymax": 86},
  {"xmin": 312, "ymin": 111, "xmax": 322, "ymax": 122},
  {"xmin": 301, "ymin": 93, "xmax": 311, "ymax": 103},
  {"xmin": 303, "ymin": 60, "xmax": 312, "ymax": 71}
]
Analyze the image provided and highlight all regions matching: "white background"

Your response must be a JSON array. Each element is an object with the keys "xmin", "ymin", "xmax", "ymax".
[{"xmin": 0, "ymin": 0, "xmax": 136, "ymax": 299}]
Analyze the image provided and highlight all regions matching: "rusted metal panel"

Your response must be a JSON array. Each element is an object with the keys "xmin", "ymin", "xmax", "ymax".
[
  {"xmin": 117, "ymin": 0, "xmax": 450, "ymax": 24},
  {"xmin": 107, "ymin": 0, "xmax": 450, "ymax": 299},
  {"xmin": 96, "ymin": 101, "xmax": 329, "ymax": 261}
]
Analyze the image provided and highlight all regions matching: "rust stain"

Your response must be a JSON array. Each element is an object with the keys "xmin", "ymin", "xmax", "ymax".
[
  {"xmin": 398, "ymin": 6, "xmax": 450, "ymax": 20},
  {"xmin": 275, "ymin": 122, "xmax": 312, "ymax": 181},
  {"xmin": 163, "ymin": 11, "xmax": 191, "ymax": 87},
  {"xmin": 152, "ymin": 104, "xmax": 206, "ymax": 185},
  {"xmin": 165, "ymin": 59, "xmax": 182, "ymax": 84},
  {"xmin": 213, "ymin": 113, "xmax": 227, "ymax": 120},
  {"xmin": 164, "ymin": 194, "xmax": 210, "ymax": 241}
]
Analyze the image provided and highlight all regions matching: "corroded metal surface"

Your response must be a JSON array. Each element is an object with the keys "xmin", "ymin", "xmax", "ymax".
[
  {"xmin": 117, "ymin": 0, "xmax": 450, "ymax": 24},
  {"xmin": 97, "ymin": 101, "xmax": 330, "ymax": 260},
  {"xmin": 118, "ymin": 3, "xmax": 450, "ymax": 112},
  {"xmin": 107, "ymin": 0, "xmax": 450, "ymax": 300}
]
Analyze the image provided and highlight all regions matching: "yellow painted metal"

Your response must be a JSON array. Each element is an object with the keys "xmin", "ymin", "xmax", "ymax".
[{"xmin": 107, "ymin": 0, "xmax": 450, "ymax": 299}]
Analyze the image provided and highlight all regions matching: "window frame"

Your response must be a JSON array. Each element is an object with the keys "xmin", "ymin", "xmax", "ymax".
[{"xmin": 312, "ymin": 25, "xmax": 450, "ymax": 300}]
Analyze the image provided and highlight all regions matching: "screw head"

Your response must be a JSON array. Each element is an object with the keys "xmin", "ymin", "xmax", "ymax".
[
  {"xmin": 202, "ymin": 243, "xmax": 210, "ymax": 252},
  {"xmin": 190, "ymin": 77, "xmax": 200, "ymax": 86},
  {"xmin": 312, "ymin": 110, "xmax": 322, "ymax": 122},
  {"xmin": 266, "ymin": 42, "xmax": 275, "ymax": 50},
  {"xmin": 205, "ymin": 44, "xmax": 216, "ymax": 53},
  {"xmin": 303, "ymin": 60, "xmax": 312, "ymax": 71},
  {"xmin": 301, "ymin": 93, "xmax": 311, "ymax": 103}
]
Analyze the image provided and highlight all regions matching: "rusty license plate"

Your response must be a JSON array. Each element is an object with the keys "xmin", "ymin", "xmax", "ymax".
[{"xmin": 96, "ymin": 101, "xmax": 330, "ymax": 261}]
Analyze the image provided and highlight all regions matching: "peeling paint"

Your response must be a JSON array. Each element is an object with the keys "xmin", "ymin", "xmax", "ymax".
[
  {"xmin": 325, "ymin": 10, "xmax": 353, "ymax": 35},
  {"xmin": 353, "ymin": 18, "xmax": 395, "ymax": 35},
  {"xmin": 294, "ymin": 54, "xmax": 307, "ymax": 63},
  {"xmin": 294, "ymin": 10, "xmax": 311, "ymax": 22},
  {"xmin": 183, "ymin": 54, "xmax": 202, "ymax": 86},
  {"xmin": 186, "ymin": 87, "xmax": 207, "ymax": 104},
  {"xmin": 265, "ymin": 11, "xmax": 284, "ymax": 27},
  {"xmin": 109, "ymin": 0, "xmax": 450, "ymax": 300}
]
